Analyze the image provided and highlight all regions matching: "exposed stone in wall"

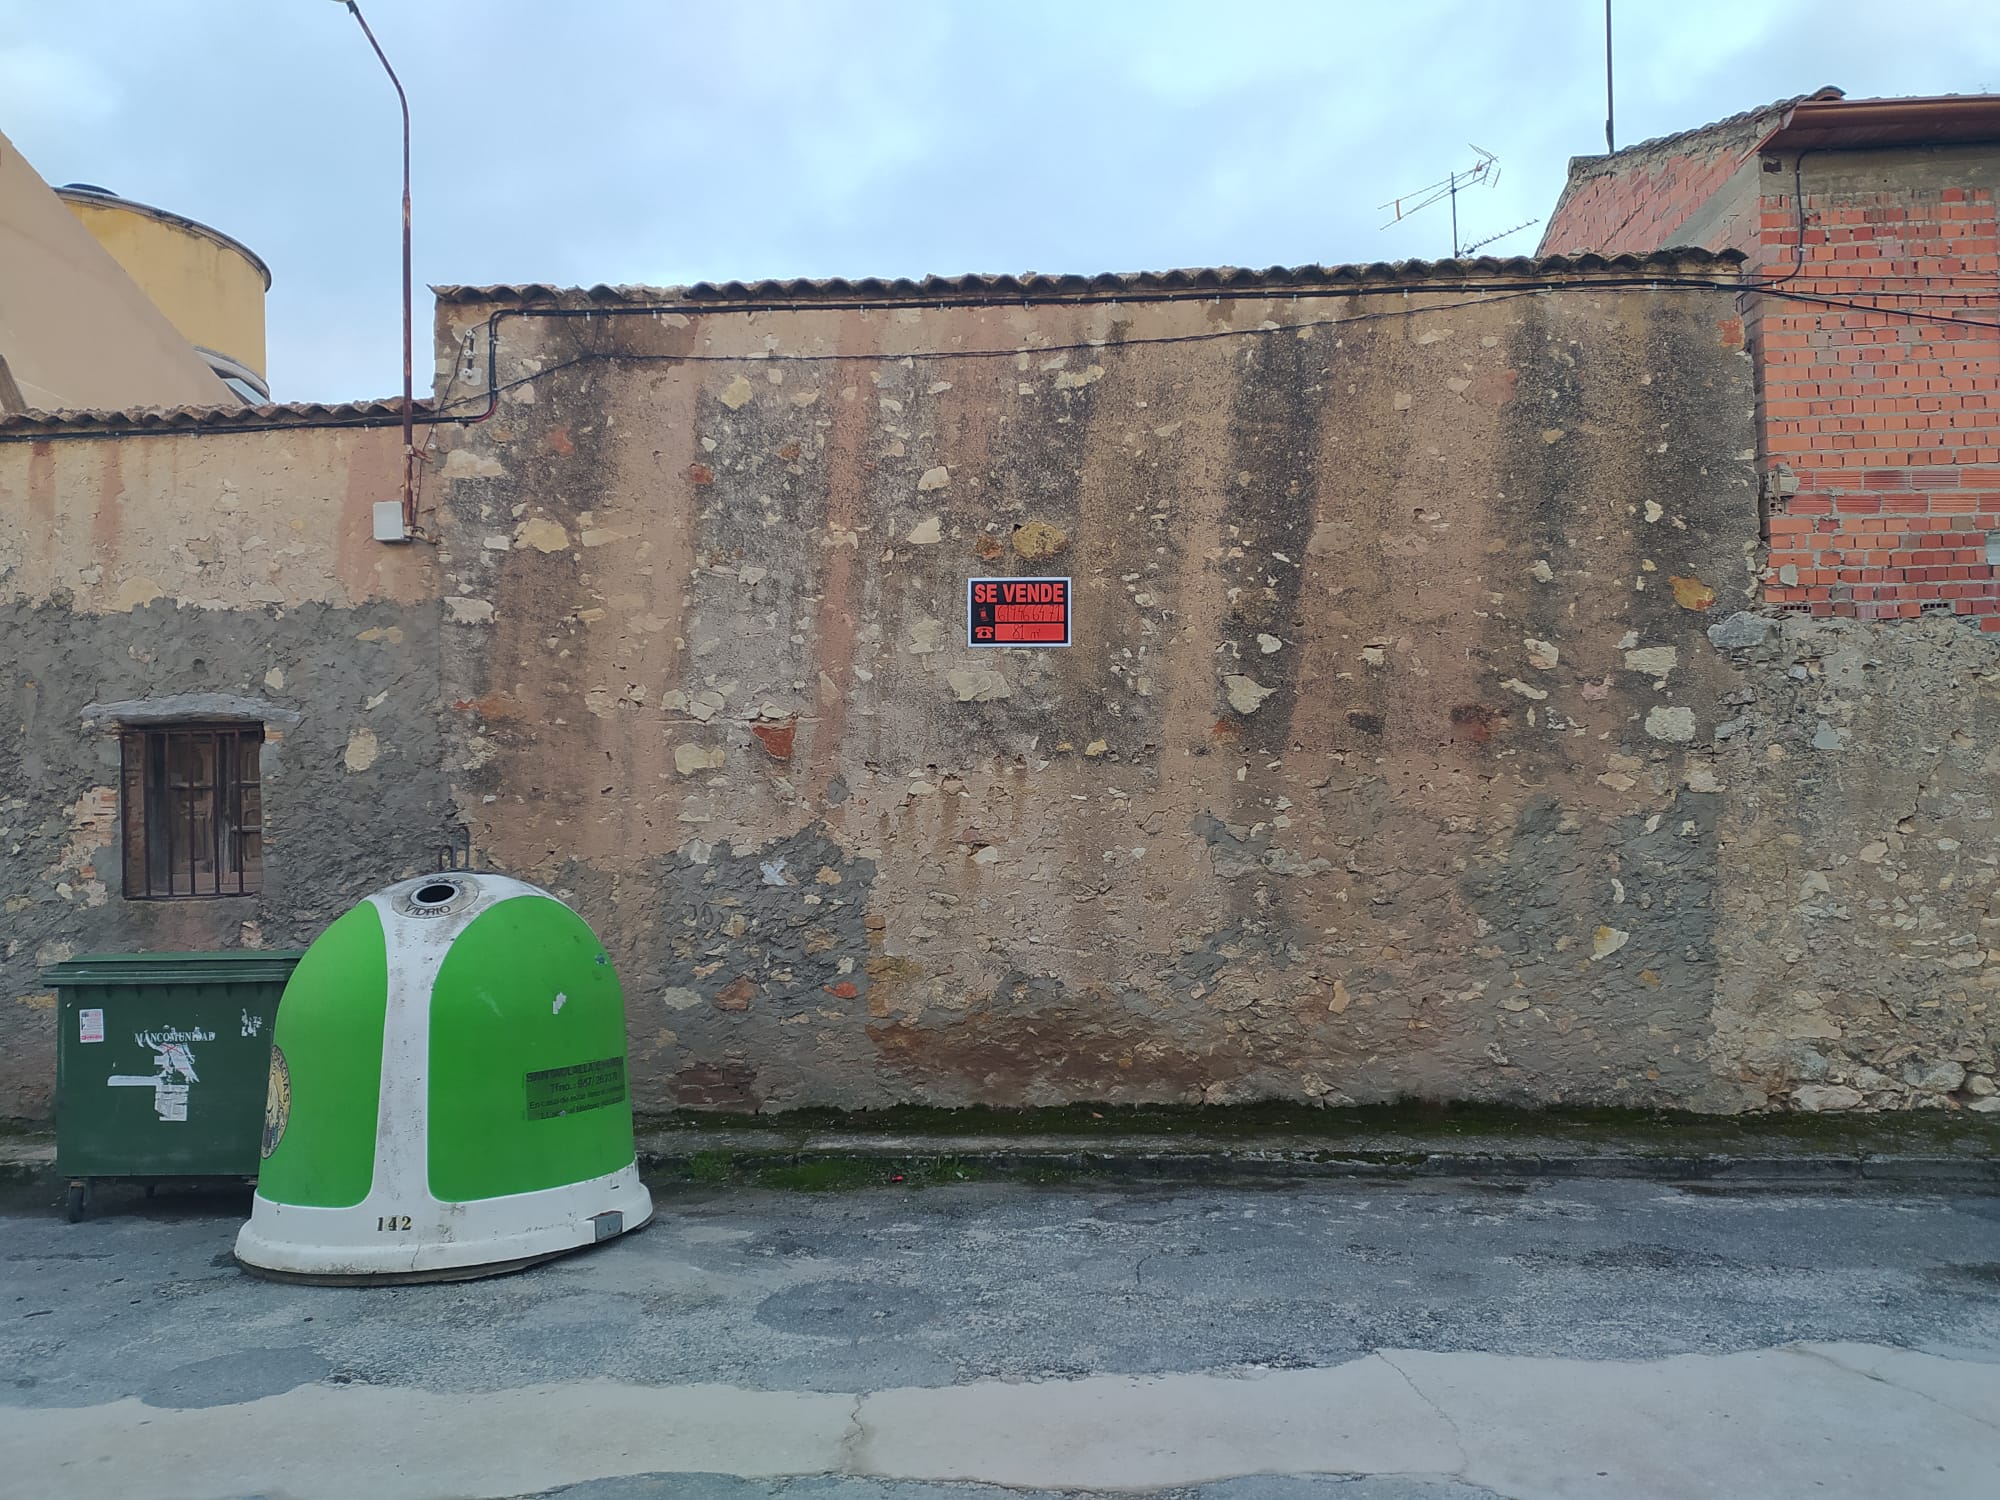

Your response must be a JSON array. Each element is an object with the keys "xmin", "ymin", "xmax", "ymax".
[
  {"xmin": 1710, "ymin": 615, "xmax": 2000, "ymax": 1112},
  {"xmin": 559, "ymin": 825, "xmax": 881, "ymax": 1113},
  {"xmin": 0, "ymin": 597, "xmax": 449, "ymax": 1117},
  {"xmin": 432, "ymin": 275, "xmax": 1766, "ymax": 1111}
]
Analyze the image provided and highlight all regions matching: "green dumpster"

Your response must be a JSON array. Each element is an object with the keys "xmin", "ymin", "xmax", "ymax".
[{"xmin": 44, "ymin": 951, "xmax": 303, "ymax": 1221}]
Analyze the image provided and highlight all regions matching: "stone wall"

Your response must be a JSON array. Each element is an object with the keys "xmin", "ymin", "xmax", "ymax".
[
  {"xmin": 0, "ymin": 425, "xmax": 447, "ymax": 1118},
  {"xmin": 7, "ymin": 261, "xmax": 1992, "ymax": 1121},
  {"xmin": 1710, "ymin": 613, "xmax": 2000, "ymax": 1111},
  {"xmin": 429, "ymin": 263, "xmax": 1773, "ymax": 1113}
]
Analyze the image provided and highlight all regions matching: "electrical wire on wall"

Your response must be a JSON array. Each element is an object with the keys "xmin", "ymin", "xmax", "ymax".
[
  {"xmin": 3, "ymin": 265, "xmax": 1995, "ymax": 445},
  {"xmin": 404, "ymin": 330, "xmax": 480, "ymax": 536},
  {"xmin": 435, "ymin": 264, "xmax": 1999, "ymax": 430}
]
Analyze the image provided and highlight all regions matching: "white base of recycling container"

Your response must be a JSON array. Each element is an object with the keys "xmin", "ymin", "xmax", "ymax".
[{"xmin": 234, "ymin": 1163, "xmax": 653, "ymax": 1282}]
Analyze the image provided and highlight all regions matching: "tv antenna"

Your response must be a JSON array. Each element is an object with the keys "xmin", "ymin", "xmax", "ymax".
[
  {"xmin": 1379, "ymin": 145, "xmax": 1500, "ymax": 258},
  {"xmin": 1460, "ymin": 218, "xmax": 1541, "ymax": 257}
]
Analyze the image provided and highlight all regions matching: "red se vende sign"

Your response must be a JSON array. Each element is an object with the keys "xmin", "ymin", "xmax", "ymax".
[{"xmin": 967, "ymin": 576, "xmax": 1071, "ymax": 648}]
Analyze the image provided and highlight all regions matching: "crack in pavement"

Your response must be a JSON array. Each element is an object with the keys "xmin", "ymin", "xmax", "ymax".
[
  {"xmin": 11, "ymin": 1349, "xmax": 1998, "ymax": 1499},
  {"xmin": 1781, "ymin": 1342, "xmax": 2000, "ymax": 1435},
  {"xmin": 1375, "ymin": 1349, "xmax": 1476, "ymax": 1486},
  {"xmin": 837, "ymin": 1389, "xmax": 872, "ymax": 1471}
]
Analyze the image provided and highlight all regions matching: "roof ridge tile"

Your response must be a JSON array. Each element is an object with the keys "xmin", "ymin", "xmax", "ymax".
[
  {"xmin": 435, "ymin": 248, "xmax": 1746, "ymax": 308},
  {"xmin": 0, "ymin": 396, "xmax": 428, "ymax": 437}
]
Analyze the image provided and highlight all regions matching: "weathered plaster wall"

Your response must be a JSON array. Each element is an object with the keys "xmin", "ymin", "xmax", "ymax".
[
  {"xmin": 433, "ymin": 270, "xmax": 1770, "ymax": 1112},
  {"xmin": 5, "ymin": 269, "xmax": 1994, "ymax": 1121},
  {"xmin": 1709, "ymin": 613, "xmax": 2000, "ymax": 1111},
  {"xmin": 0, "ymin": 428, "xmax": 445, "ymax": 1119},
  {"xmin": 0, "ymin": 426, "xmax": 428, "ymax": 614}
]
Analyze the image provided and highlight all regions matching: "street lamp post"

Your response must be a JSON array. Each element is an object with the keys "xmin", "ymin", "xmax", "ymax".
[{"xmin": 331, "ymin": 0, "xmax": 416, "ymax": 537}]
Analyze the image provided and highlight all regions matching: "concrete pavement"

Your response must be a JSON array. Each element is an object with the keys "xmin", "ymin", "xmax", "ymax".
[{"xmin": 3, "ymin": 1176, "xmax": 1997, "ymax": 1497}]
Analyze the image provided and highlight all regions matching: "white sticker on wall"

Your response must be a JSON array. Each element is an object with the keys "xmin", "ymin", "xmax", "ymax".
[
  {"xmin": 79, "ymin": 1009, "xmax": 105, "ymax": 1044},
  {"xmin": 155, "ymin": 1084, "xmax": 189, "ymax": 1122}
]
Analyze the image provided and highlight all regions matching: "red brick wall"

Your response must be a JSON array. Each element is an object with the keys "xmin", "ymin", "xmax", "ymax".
[
  {"xmin": 1549, "ymin": 131, "xmax": 2000, "ymax": 627},
  {"xmin": 1542, "ymin": 146, "xmax": 1756, "ymax": 255},
  {"xmin": 1757, "ymin": 184, "xmax": 2000, "ymax": 626}
]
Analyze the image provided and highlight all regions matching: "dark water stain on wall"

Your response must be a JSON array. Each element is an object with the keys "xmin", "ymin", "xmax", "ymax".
[
  {"xmin": 1218, "ymin": 325, "xmax": 1328, "ymax": 750},
  {"xmin": 420, "ymin": 275, "xmax": 1775, "ymax": 1116}
]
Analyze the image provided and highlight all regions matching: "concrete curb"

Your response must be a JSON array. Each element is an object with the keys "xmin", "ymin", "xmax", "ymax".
[
  {"xmin": 0, "ymin": 1140, "xmax": 54, "ymax": 1186},
  {"xmin": 633, "ymin": 1131, "xmax": 2000, "ymax": 1189},
  {"xmin": 6, "ymin": 1132, "xmax": 1994, "ymax": 1190}
]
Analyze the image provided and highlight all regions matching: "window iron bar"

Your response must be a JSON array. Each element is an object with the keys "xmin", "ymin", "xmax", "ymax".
[{"xmin": 125, "ymin": 723, "xmax": 264, "ymax": 900}]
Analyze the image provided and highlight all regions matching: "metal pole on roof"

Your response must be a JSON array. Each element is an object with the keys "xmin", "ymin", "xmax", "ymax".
[
  {"xmin": 1605, "ymin": 0, "xmax": 1616, "ymax": 153},
  {"xmin": 334, "ymin": 0, "xmax": 416, "ymax": 537}
]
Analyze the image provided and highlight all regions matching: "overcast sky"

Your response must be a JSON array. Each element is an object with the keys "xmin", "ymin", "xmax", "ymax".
[{"xmin": 5, "ymin": 0, "xmax": 1997, "ymax": 403}]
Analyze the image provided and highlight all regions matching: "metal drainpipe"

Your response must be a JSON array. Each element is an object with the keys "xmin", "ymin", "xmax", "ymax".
[{"xmin": 339, "ymin": 1, "xmax": 417, "ymax": 536}]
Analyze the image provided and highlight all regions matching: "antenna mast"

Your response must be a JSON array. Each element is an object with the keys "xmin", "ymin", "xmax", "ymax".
[
  {"xmin": 1379, "ymin": 146, "xmax": 1501, "ymax": 258},
  {"xmin": 1605, "ymin": 0, "xmax": 1616, "ymax": 153}
]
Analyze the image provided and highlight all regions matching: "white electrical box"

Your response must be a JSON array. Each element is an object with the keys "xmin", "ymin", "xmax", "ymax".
[{"xmin": 373, "ymin": 500, "xmax": 409, "ymax": 543}]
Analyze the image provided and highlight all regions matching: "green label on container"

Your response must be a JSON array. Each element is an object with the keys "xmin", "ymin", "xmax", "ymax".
[{"xmin": 523, "ymin": 1056, "xmax": 626, "ymax": 1120}]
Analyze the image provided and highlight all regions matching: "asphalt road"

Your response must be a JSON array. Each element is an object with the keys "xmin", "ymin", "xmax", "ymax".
[{"xmin": 3, "ymin": 1174, "xmax": 1997, "ymax": 1498}]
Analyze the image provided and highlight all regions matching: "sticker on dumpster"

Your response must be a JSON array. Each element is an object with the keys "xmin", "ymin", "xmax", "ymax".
[
  {"xmin": 79, "ymin": 1008, "xmax": 104, "ymax": 1044},
  {"xmin": 262, "ymin": 1045, "xmax": 291, "ymax": 1158},
  {"xmin": 523, "ymin": 1055, "xmax": 626, "ymax": 1121},
  {"xmin": 107, "ymin": 1027, "xmax": 208, "ymax": 1122}
]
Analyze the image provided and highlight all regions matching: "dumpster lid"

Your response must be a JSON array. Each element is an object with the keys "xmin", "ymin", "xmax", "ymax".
[{"xmin": 41, "ymin": 950, "xmax": 307, "ymax": 986}]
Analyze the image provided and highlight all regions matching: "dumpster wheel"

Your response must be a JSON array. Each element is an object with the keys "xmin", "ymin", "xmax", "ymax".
[{"xmin": 64, "ymin": 1179, "xmax": 92, "ymax": 1223}]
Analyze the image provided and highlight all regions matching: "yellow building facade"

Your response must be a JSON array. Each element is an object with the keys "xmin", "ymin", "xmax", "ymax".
[{"xmin": 59, "ymin": 186, "xmax": 271, "ymax": 400}]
